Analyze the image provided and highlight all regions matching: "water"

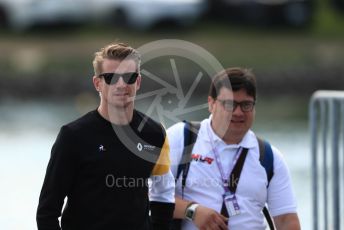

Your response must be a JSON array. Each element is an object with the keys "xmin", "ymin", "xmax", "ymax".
[{"xmin": 0, "ymin": 100, "xmax": 311, "ymax": 229}]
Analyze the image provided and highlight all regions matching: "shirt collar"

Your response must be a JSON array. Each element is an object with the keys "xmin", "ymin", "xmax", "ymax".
[{"xmin": 203, "ymin": 115, "xmax": 222, "ymax": 144}]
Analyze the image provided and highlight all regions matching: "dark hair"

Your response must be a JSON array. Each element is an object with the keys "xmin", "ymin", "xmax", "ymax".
[{"xmin": 208, "ymin": 67, "xmax": 257, "ymax": 100}]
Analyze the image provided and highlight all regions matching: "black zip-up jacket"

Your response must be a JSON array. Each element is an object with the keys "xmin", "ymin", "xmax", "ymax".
[{"xmin": 37, "ymin": 110, "xmax": 174, "ymax": 230}]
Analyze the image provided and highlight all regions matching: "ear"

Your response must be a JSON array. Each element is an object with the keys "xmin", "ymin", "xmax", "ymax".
[
  {"xmin": 136, "ymin": 75, "xmax": 142, "ymax": 90},
  {"xmin": 93, "ymin": 76, "xmax": 101, "ymax": 92},
  {"xmin": 208, "ymin": 96, "xmax": 215, "ymax": 113}
]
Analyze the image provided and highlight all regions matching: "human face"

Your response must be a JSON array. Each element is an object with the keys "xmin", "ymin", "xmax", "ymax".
[
  {"xmin": 93, "ymin": 59, "xmax": 141, "ymax": 109},
  {"xmin": 208, "ymin": 87, "xmax": 255, "ymax": 143}
]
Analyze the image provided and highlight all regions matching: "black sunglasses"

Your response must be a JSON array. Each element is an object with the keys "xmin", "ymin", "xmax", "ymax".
[{"xmin": 98, "ymin": 72, "xmax": 139, "ymax": 85}]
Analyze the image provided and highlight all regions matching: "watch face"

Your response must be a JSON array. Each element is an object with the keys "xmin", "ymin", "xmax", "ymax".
[
  {"xmin": 185, "ymin": 207, "xmax": 195, "ymax": 220},
  {"xmin": 185, "ymin": 203, "xmax": 199, "ymax": 221}
]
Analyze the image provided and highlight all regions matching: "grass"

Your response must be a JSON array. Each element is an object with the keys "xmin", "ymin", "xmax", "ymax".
[
  {"xmin": 1, "ymin": 23, "xmax": 343, "ymax": 73},
  {"xmin": 0, "ymin": 1, "xmax": 343, "ymax": 111},
  {"xmin": 1, "ymin": 18, "xmax": 343, "ymax": 70}
]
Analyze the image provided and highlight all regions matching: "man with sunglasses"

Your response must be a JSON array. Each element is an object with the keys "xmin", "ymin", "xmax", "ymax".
[
  {"xmin": 167, "ymin": 67, "xmax": 300, "ymax": 229},
  {"xmin": 37, "ymin": 43, "xmax": 175, "ymax": 230}
]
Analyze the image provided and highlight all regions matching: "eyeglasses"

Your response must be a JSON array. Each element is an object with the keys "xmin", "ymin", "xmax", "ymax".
[
  {"xmin": 98, "ymin": 72, "xmax": 139, "ymax": 85},
  {"xmin": 216, "ymin": 99, "xmax": 255, "ymax": 112}
]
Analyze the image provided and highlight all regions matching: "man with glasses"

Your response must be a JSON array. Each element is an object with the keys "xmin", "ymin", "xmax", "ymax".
[
  {"xmin": 37, "ymin": 43, "xmax": 175, "ymax": 230},
  {"xmin": 168, "ymin": 67, "xmax": 300, "ymax": 229}
]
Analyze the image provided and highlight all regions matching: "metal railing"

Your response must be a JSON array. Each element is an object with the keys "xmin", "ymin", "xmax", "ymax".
[{"xmin": 310, "ymin": 90, "xmax": 344, "ymax": 230}]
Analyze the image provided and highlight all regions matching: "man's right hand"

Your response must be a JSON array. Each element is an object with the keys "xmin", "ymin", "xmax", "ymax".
[{"xmin": 193, "ymin": 205, "xmax": 228, "ymax": 230}]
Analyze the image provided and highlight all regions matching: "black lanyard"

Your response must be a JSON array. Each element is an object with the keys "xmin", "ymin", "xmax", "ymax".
[
  {"xmin": 227, "ymin": 148, "xmax": 248, "ymax": 194},
  {"xmin": 221, "ymin": 148, "xmax": 248, "ymax": 217}
]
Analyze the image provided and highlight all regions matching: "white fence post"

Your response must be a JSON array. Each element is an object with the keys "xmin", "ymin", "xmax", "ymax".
[{"xmin": 310, "ymin": 90, "xmax": 344, "ymax": 230}]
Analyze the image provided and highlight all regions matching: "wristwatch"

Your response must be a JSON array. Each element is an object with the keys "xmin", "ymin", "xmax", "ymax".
[{"xmin": 185, "ymin": 203, "xmax": 199, "ymax": 221}]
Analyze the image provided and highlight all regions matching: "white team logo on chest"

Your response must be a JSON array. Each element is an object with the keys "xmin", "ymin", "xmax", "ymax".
[
  {"xmin": 137, "ymin": 142, "xmax": 156, "ymax": 152},
  {"xmin": 98, "ymin": 145, "xmax": 106, "ymax": 152}
]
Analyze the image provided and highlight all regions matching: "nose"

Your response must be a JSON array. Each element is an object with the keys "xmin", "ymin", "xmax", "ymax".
[
  {"xmin": 232, "ymin": 104, "xmax": 244, "ymax": 115},
  {"xmin": 115, "ymin": 77, "xmax": 126, "ymax": 87}
]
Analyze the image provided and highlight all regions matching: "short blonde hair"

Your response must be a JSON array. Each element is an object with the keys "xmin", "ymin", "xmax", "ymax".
[{"xmin": 93, "ymin": 43, "xmax": 141, "ymax": 76}]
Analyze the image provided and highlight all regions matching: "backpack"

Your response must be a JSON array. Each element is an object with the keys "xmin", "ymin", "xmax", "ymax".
[{"xmin": 175, "ymin": 121, "xmax": 275, "ymax": 230}]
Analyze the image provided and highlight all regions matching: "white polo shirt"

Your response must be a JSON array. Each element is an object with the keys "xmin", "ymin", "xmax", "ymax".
[{"xmin": 167, "ymin": 117, "xmax": 297, "ymax": 230}]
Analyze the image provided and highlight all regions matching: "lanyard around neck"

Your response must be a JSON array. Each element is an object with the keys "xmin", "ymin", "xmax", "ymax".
[{"xmin": 207, "ymin": 125, "xmax": 243, "ymax": 192}]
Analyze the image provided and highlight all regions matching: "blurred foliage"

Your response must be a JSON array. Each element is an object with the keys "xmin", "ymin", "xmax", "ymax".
[
  {"xmin": 0, "ymin": 0, "xmax": 343, "ymax": 102},
  {"xmin": 312, "ymin": 0, "xmax": 344, "ymax": 36}
]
